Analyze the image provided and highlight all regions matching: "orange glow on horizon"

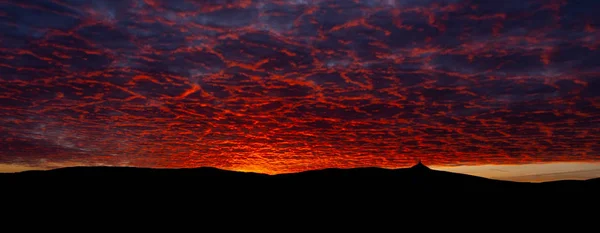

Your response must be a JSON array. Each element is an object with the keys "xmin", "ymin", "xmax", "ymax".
[{"xmin": 2, "ymin": 161, "xmax": 599, "ymax": 183}]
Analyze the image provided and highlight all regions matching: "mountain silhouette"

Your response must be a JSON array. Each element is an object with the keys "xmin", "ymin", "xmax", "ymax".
[{"xmin": 1, "ymin": 162, "xmax": 598, "ymax": 194}]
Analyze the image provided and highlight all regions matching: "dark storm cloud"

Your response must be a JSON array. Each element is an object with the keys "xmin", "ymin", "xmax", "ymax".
[{"xmin": 0, "ymin": 0, "xmax": 599, "ymax": 173}]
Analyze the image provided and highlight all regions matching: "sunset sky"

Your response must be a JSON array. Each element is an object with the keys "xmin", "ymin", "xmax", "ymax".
[{"xmin": 0, "ymin": 0, "xmax": 599, "ymax": 182}]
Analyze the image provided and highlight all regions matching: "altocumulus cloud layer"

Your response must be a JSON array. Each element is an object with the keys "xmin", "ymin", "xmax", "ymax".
[{"xmin": 0, "ymin": 0, "xmax": 599, "ymax": 173}]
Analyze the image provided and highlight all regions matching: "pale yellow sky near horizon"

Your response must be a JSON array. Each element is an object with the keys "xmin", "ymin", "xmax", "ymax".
[
  {"xmin": 1, "ymin": 162, "xmax": 599, "ymax": 183},
  {"xmin": 432, "ymin": 162, "xmax": 600, "ymax": 182}
]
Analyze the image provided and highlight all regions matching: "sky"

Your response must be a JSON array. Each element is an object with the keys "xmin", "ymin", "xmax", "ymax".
[{"xmin": 0, "ymin": 0, "xmax": 599, "ymax": 182}]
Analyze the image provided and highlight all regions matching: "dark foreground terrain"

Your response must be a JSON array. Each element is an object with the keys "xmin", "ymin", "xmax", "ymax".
[{"xmin": 2, "ymin": 162, "xmax": 598, "ymax": 194}]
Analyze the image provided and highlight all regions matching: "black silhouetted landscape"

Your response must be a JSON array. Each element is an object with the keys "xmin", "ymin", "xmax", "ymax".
[{"xmin": 2, "ymin": 162, "xmax": 598, "ymax": 193}]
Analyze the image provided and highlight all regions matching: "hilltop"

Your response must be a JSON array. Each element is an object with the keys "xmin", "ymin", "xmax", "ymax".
[{"xmin": 2, "ymin": 162, "xmax": 598, "ymax": 193}]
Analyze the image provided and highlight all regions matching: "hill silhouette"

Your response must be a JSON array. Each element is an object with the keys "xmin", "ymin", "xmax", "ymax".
[{"xmin": 1, "ymin": 162, "xmax": 598, "ymax": 193}]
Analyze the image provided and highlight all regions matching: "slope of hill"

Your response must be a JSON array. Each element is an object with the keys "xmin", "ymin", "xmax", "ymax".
[{"xmin": 1, "ymin": 162, "xmax": 598, "ymax": 194}]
